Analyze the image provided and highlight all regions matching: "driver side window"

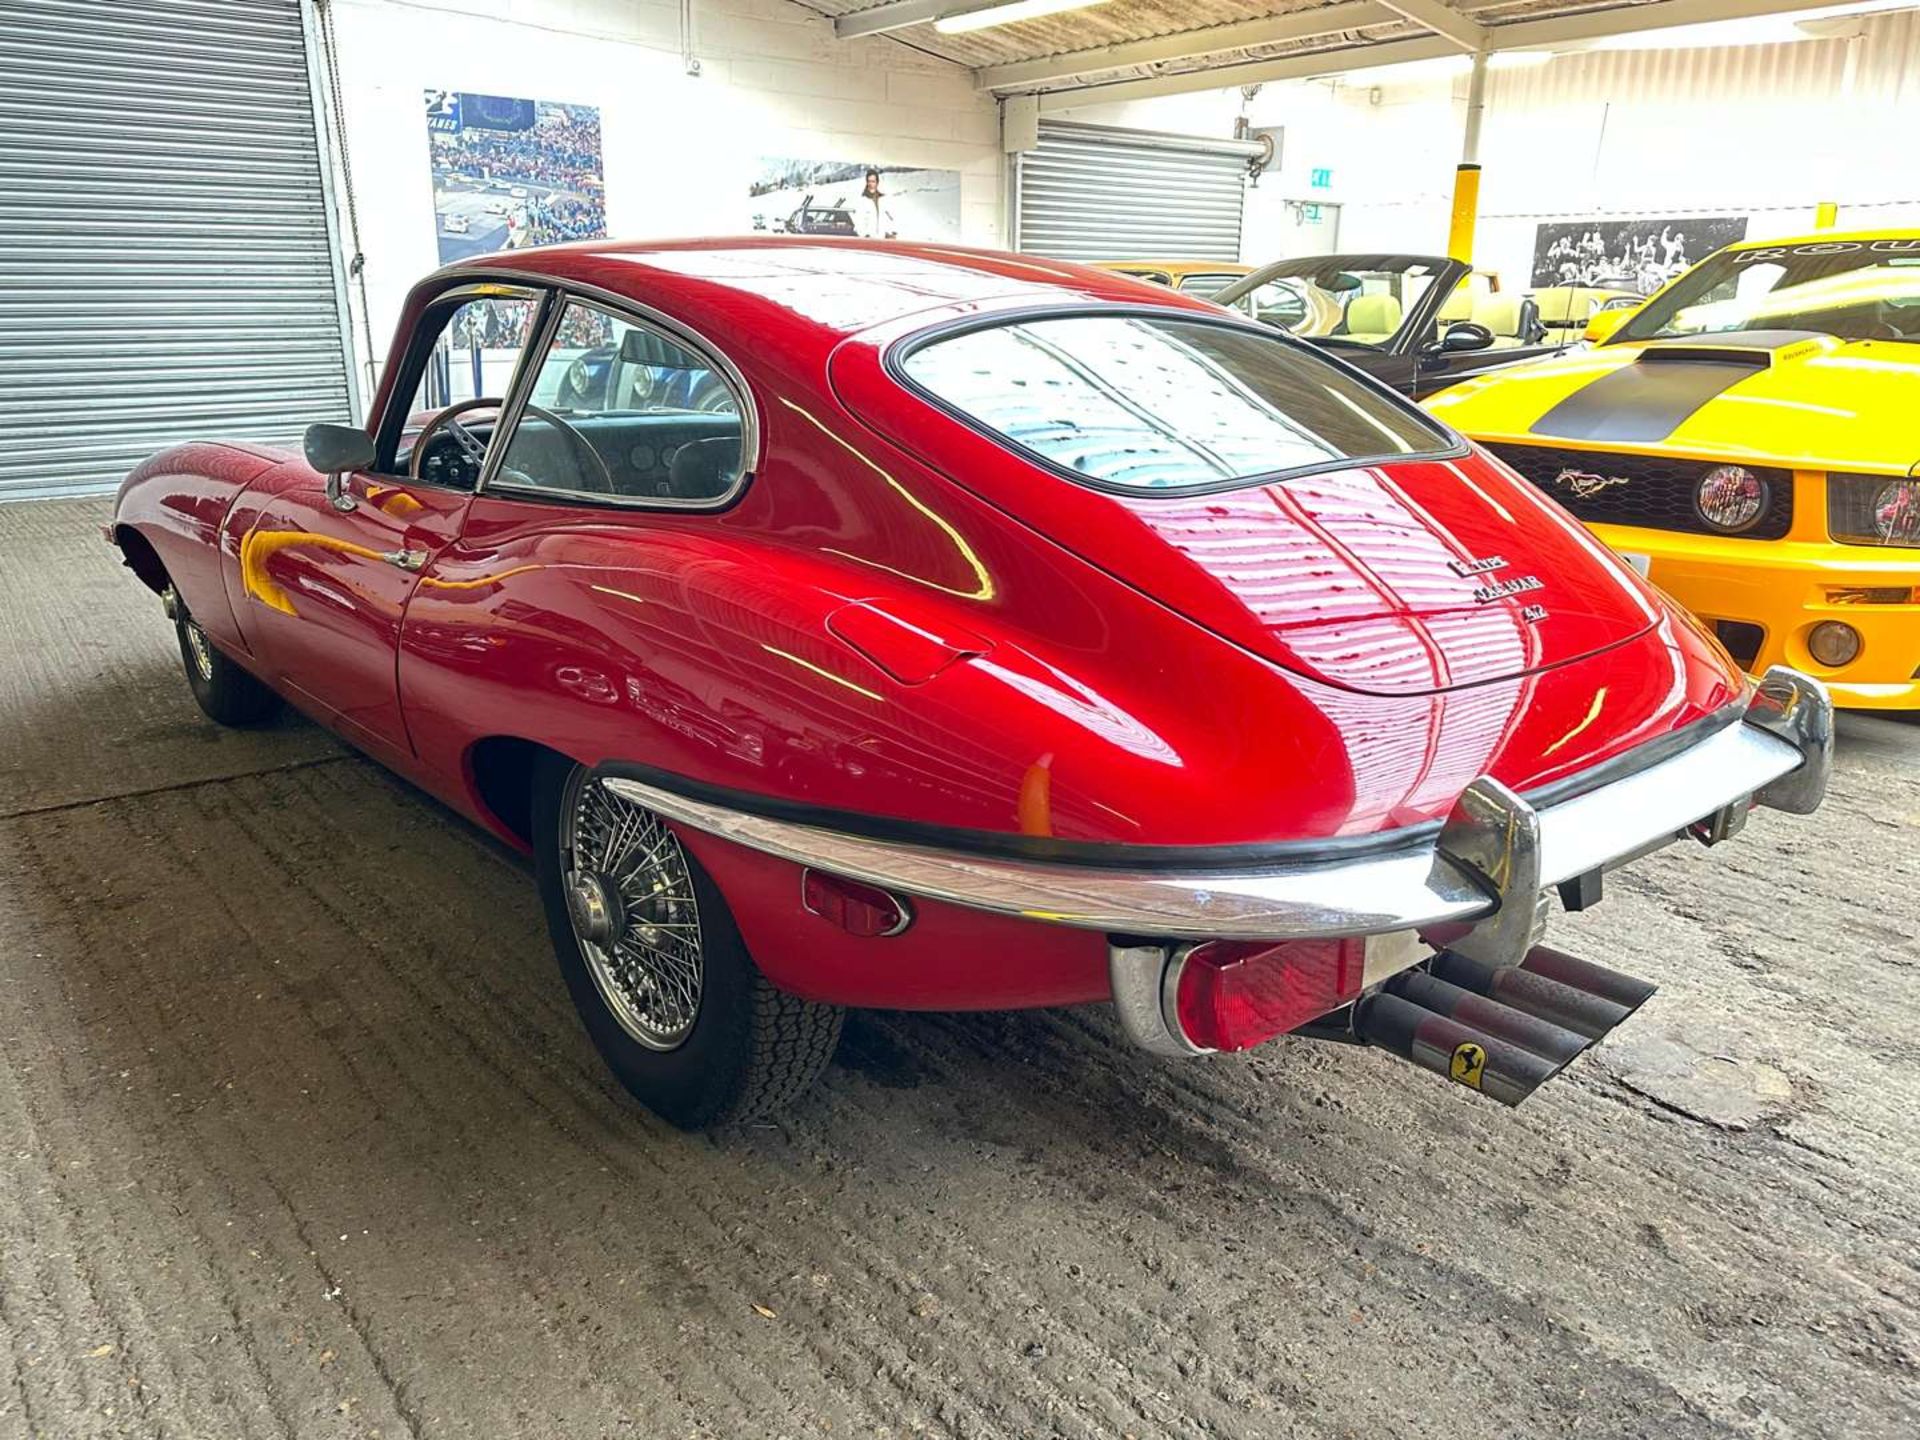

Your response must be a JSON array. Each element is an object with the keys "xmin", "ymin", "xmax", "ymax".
[{"xmin": 392, "ymin": 289, "xmax": 540, "ymax": 483}]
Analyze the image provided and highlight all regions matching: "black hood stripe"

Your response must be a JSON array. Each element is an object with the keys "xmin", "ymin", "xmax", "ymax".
[{"xmin": 1530, "ymin": 357, "xmax": 1759, "ymax": 443}]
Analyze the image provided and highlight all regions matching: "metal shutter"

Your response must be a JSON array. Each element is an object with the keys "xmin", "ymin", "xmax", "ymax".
[
  {"xmin": 0, "ymin": 0, "xmax": 353, "ymax": 500},
  {"xmin": 1014, "ymin": 121, "xmax": 1252, "ymax": 263}
]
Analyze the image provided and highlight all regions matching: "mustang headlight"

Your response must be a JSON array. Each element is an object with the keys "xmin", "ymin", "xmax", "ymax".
[
  {"xmin": 1829, "ymin": 474, "xmax": 1920, "ymax": 548},
  {"xmin": 1873, "ymin": 480, "xmax": 1920, "ymax": 542},
  {"xmin": 1694, "ymin": 464, "xmax": 1769, "ymax": 533}
]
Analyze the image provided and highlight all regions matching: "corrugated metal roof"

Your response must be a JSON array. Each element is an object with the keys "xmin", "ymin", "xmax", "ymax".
[
  {"xmin": 806, "ymin": 0, "xmax": 1321, "ymax": 69},
  {"xmin": 791, "ymin": 0, "xmax": 1861, "ymax": 95}
]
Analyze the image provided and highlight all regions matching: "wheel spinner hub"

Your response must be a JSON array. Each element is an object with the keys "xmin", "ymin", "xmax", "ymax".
[{"xmin": 566, "ymin": 872, "xmax": 626, "ymax": 945}]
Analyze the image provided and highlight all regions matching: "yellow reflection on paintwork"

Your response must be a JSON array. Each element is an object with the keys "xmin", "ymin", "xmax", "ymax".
[
  {"xmin": 418, "ymin": 565, "xmax": 540, "ymax": 591},
  {"xmin": 1543, "ymin": 687, "xmax": 1607, "ymax": 758},
  {"xmin": 240, "ymin": 527, "xmax": 392, "ymax": 615},
  {"xmin": 760, "ymin": 643, "xmax": 885, "ymax": 703},
  {"xmin": 779, "ymin": 398, "xmax": 995, "ymax": 601},
  {"xmin": 1017, "ymin": 754, "xmax": 1053, "ymax": 838},
  {"xmin": 362, "ymin": 485, "xmax": 425, "ymax": 518},
  {"xmin": 589, "ymin": 584, "xmax": 649, "ymax": 607}
]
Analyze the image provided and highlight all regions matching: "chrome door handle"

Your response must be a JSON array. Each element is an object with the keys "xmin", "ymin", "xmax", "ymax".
[{"xmin": 381, "ymin": 548, "xmax": 428, "ymax": 572}]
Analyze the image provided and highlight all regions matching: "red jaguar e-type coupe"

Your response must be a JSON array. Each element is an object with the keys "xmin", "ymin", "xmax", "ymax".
[{"xmin": 109, "ymin": 238, "xmax": 1832, "ymax": 1128}]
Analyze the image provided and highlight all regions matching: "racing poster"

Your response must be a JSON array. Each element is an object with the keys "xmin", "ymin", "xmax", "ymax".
[
  {"xmin": 746, "ymin": 156, "xmax": 961, "ymax": 242},
  {"xmin": 425, "ymin": 89, "xmax": 607, "ymax": 262},
  {"xmin": 1531, "ymin": 216, "xmax": 1750, "ymax": 295}
]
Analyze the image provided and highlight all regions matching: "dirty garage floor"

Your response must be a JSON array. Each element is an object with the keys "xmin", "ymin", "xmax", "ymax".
[{"xmin": 2, "ymin": 498, "xmax": 1916, "ymax": 1440}]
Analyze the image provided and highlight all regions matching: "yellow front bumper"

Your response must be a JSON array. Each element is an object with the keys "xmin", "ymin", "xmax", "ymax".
[{"xmin": 1590, "ymin": 509, "xmax": 1920, "ymax": 710}]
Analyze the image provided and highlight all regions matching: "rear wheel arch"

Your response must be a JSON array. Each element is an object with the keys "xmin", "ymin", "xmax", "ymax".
[{"xmin": 467, "ymin": 735, "xmax": 572, "ymax": 849}]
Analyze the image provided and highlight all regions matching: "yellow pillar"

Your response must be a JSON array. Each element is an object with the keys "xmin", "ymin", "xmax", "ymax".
[
  {"xmin": 1814, "ymin": 201, "xmax": 1839, "ymax": 230},
  {"xmin": 1448, "ymin": 49, "xmax": 1489, "ymax": 265},
  {"xmin": 1448, "ymin": 164, "xmax": 1482, "ymax": 264}
]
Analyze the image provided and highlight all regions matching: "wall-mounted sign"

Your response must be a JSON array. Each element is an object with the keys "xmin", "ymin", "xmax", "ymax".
[{"xmin": 1310, "ymin": 167, "xmax": 1333, "ymax": 189}]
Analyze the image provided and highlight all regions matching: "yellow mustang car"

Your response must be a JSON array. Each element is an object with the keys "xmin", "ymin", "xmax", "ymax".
[{"xmin": 1428, "ymin": 229, "xmax": 1920, "ymax": 711}]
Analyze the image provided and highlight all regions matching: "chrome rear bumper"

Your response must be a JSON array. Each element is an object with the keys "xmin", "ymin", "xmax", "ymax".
[{"xmin": 603, "ymin": 666, "xmax": 1831, "ymax": 945}]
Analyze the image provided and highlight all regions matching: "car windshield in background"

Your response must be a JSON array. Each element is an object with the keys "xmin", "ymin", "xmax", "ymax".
[
  {"xmin": 1618, "ymin": 240, "xmax": 1920, "ymax": 342},
  {"xmin": 899, "ymin": 314, "xmax": 1452, "ymax": 492},
  {"xmin": 1221, "ymin": 259, "xmax": 1444, "ymax": 347}
]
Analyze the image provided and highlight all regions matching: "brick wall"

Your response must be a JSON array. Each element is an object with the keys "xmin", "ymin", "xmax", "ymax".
[{"xmin": 324, "ymin": 0, "xmax": 1003, "ymax": 374}]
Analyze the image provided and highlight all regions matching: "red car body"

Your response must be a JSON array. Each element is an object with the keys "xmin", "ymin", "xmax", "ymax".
[{"xmin": 109, "ymin": 239, "xmax": 1831, "ymax": 1115}]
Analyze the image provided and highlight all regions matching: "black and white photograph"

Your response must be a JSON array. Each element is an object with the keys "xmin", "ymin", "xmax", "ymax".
[{"xmin": 1531, "ymin": 214, "xmax": 1751, "ymax": 294}]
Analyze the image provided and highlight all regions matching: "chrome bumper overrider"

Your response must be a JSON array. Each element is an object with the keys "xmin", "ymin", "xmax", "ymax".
[{"xmin": 602, "ymin": 667, "xmax": 1831, "ymax": 951}]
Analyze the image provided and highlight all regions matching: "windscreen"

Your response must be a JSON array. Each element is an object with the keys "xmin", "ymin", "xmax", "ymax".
[
  {"xmin": 898, "ymin": 314, "xmax": 1452, "ymax": 492},
  {"xmin": 1617, "ymin": 239, "xmax": 1920, "ymax": 343}
]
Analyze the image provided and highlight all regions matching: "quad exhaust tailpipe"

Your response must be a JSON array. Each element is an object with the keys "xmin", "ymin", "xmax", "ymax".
[{"xmin": 1353, "ymin": 946, "xmax": 1655, "ymax": 1105}]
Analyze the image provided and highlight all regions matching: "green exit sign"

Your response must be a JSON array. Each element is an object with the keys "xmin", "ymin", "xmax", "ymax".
[{"xmin": 1310, "ymin": 167, "xmax": 1332, "ymax": 188}]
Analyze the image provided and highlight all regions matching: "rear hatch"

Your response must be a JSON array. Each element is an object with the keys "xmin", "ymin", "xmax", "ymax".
[{"xmin": 833, "ymin": 307, "xmax": 1659, "ymax": 697}]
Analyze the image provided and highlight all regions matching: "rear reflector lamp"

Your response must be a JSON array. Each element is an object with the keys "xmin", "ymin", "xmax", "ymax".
[
  {"xmin": 1173, "ymin": 939, "xmax": 1367, "ymax": 1052},
  {"xmin": 801, "ymin": 869, "xmax": 912, "ymax": 937}
]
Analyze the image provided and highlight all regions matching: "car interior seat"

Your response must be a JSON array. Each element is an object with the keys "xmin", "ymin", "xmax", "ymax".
[
  {"xmin": 1471, "ymin": 294, "xmax": 1546, "ymax": 348},
  {"xmin": 1341, "ymin": 293, "xmax": 1404, "ymax": 342},
  {"xmin": 665, "ymin": 437, "xmax": 742, "ymax": 501},
  {"xmin": 1534, "ymin": 287, "xmax": 1619, "ymax": 330}
]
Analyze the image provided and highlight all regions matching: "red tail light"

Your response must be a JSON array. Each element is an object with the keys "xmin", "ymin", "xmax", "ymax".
[
  {"xmin": 1173, "ymin": 938, "xmax": 1367, "ymax": 1052},
  {"xmin": 801, "ymin": 869, "xmax": 913, "ymax": 938}
]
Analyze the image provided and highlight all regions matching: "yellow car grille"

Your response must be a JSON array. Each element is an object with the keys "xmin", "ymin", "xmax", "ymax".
[{"xmin": 1486, "ymin": 443, "xmax": 1795, "ymax": 541}]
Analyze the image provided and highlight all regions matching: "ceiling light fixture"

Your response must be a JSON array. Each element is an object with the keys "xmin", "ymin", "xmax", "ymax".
[{"xmin": 933, "ymin": 0, "xmax": 1114, "ymax": 36}]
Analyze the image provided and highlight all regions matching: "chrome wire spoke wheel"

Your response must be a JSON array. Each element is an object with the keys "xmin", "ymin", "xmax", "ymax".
[
  {"xmin": 182, "ymin": 618, "xmax": 215, "ymax": 682},
  {"xmin": 561, "ymin": 770, "xmax": 704, "ymax": 1051}
]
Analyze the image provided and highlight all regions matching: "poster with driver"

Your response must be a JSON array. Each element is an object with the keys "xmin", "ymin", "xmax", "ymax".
[{"xmin": 1532, "ymin": 216, "xmax": 1750, "ymax": 295}]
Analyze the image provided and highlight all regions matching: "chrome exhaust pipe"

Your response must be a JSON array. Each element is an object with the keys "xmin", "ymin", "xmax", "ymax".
[{"xmin": 1352, "ymin": 945, "xmax": 1655, "ymax": 1106}]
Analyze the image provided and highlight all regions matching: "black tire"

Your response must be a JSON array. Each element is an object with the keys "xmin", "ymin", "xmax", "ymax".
[
  {"xmin": 173, "ymin": 591, "xmax": 281, "ymax": 726},
  {"xmin": 531, "ymin": 754, "xmax": 843, "ymax": 1129}
]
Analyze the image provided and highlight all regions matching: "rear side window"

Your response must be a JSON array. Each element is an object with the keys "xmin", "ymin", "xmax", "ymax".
[{"xmin": 898, "ymin": 313, "xmax": 1453, "ymax": 492}]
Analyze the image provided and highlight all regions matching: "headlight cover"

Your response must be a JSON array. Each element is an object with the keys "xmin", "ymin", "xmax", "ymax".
[
  {"xmin": 1694, "ymin": 464, "xmax": 1769, "ymax": 533},
  {"xmin": 1829, "ymin": 473, "xmax": 1920, "ymax": 548}
]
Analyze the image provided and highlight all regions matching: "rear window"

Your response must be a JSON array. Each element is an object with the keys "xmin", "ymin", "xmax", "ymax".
[{"xmin": 897, "ymin": 313, "xmax": 1453, "ymax": 493}]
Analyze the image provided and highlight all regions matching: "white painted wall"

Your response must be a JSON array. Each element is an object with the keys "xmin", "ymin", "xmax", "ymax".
[
  {"xmin": 1052, "ymin": 9, "xmax": 1920, "ymax": 288},
  {"xmin": 318, "ymin": 0, "xmax": 1002, "ymax": 385}
]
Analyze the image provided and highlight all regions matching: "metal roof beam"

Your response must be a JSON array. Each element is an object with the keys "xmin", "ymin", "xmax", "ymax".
[
  {"xmin": 1029, "ymin": 0, "xmax": 1853, "ymax": 108},
  {"xmin": 976, "ymin": 3, "xmax": 1400, "ymax": 90},
  {"xmin": 1375, "ymin": 0, "xmax": 1488, "ymax": 50},
  {"xmin": 834, "ymin": 0, "xmax": 950, "ymax": 38}
]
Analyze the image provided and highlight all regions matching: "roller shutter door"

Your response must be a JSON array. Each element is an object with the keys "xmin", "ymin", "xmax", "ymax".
[
  {"xmin": 1014, "ymin": 121, "xmax": 1250, "ymax": 263},
  {"xmin": 0, "ymin": 0, "xmax": 353, "ymax": 500}
]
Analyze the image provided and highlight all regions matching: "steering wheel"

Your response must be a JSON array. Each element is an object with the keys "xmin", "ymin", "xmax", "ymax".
[{"xmin": 410, "ymin": 396, "xmax": 615, "ymax": 494}]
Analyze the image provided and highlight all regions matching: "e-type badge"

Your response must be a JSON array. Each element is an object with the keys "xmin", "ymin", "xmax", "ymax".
[{"xmin": 1448, "ymin": 554, "xmax": 1509, "ymax": 577}]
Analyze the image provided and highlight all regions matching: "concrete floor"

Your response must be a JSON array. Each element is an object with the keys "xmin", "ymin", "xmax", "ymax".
[{"xmin": 2, "ymin": 496, "xmax": 1916, "ymax": 1440}]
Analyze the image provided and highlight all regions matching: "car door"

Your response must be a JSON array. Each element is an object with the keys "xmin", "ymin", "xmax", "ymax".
[{"xmin": 234, "ymin": 285, "xmax": 546, "ymax": 759}]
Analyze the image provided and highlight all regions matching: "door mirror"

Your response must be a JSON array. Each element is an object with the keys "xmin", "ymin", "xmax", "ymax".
[
  {"xmin": 1584, "ymin": 305, "xmax": 1636, "ymax": 344},
  {"xmin": 1428, "ymin": 321, "xmax": 1495, "ymax": 358},
  {"xmin": 304, "ymin": 423, "xmax": 375, "ymax": 475}
]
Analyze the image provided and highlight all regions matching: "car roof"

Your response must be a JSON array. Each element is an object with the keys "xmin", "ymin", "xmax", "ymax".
[
  {"xmin": 441, "ymin": 237, "xmax": 1215, "ymax": 349},
  {"xmin": 1093, "ymin": 260, "xmax": 1253, "ymax": 275},
  {"xmin": 1722, "ymin": 227, "xmax": 1920, "ymax": 250}
]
